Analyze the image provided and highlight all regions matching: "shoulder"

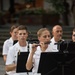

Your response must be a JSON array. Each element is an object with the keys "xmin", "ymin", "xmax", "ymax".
[
  {"xmin": 9, "ymin": 43, "xmax": 18, "ymax": 51},
  {"xmin": 4, "ymin": 37, "xmax": 13, "ymax": 45},
  {"xmin": 51, "ymin": 37, "xmax": 54, "ymax": 41},
  {"xmin": 4, "ymin": 38, "xmax": 10, "ymax": 44},
  {"xmin": 50, "ymin": 37, "xmax": 55, "ymax": 44},
  {"xmin": 3, "ymin": 38, "xmax": 11, "ymax": 47}
]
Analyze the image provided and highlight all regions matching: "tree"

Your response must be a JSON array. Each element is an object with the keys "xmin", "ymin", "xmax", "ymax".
[
  {"xmin": 45, "ymin": 0, "xmax": 65, "ymax": 14},
  {"xmin": 45, "ymin": 0, "xmax": 73, "ymax": 26},
  {"xmin": 9, "ymin": 0, "xmax": 15, "ymax": 14}
]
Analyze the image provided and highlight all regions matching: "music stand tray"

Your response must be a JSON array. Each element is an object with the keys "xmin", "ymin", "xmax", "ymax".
[
  {"xmin": 38, "ymin": 52, "xmax": 75, "ymax": 75},
  {"xmin": 16, "ymin": 52, "xmax": 32, "ymax": 73}
]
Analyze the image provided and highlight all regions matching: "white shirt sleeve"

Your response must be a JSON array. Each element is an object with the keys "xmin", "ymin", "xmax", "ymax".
[
  {"xmin": 6, "ymin": 46, "xmax": 15, "ymax": 65},
  {"xmin": 2, "ymin": 40, "xmax": 9, "ymax": 55}
]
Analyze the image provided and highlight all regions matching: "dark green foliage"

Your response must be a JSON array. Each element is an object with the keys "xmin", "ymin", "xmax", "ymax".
[{"xmin": 45, "ymin": 0, "xmax": 65, "ymax": 14}]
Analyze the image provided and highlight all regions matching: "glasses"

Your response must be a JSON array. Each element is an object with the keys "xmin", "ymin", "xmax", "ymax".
[{"xmin": 73, "ymin": 34, "xmax": 75, "ymax": 36}]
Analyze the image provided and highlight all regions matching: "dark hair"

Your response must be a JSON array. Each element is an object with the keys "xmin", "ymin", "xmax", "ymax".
[{"xmin": 17, "ymin": 25, "xmax": 28, "ymax": 32}]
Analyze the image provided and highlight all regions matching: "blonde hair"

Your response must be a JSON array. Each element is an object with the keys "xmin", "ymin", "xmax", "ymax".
[{"xmin": 37, "ymin": 28, "xmax": 50, "ymax": 37}]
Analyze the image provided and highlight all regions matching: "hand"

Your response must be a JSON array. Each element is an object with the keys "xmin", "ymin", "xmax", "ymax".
[
  {"xmin": 40, "ymin": 42, "xmax": 48, "ymax": 51},
  {"xmin": 31, "ymin": 43, "xmax": 40, "ymax": 54}
]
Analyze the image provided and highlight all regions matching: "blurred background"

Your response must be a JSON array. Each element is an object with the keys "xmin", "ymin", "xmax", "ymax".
[{"xmin": 0, "ymin": 0, "xmax": 75, "ymax": 55}]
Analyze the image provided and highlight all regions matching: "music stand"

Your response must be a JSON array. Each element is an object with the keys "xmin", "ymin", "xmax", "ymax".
[
  {"xmin": 59, "ymin": 41, "xmax": 75, "ymax": 53},
  {"xmin": 58, "ymin": 41, "xmax": 68, "ymax": 52},
  {"xmin": 38, "ymin": 52, "xmax": 75, "ymax": 75},
  {"xmin": 67, "ymin": 41, "xmax": 75, "ymax": 53},
  {"xmin": 16, "ymin": 52, "xmax": 32, "ymax": 73}
]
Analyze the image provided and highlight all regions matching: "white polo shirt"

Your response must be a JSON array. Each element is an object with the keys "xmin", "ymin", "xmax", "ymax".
[
  {"xmin": 2, "ymin": 37, "xmax": 16, "ymax": 75},
  {"xmin": 6, "ymin": 42, "xmax": 32, "ymax": 75},
  {"xmin": 31, "ymin": 45, "xmax": 51, "ymax": 75},
  {"xmin": 2, "ymin": 37, "xmax": 14, "ymax": 55},
  {"xmin": 50, "ymin": 37, "xmax": 59, "ymax": 52}
]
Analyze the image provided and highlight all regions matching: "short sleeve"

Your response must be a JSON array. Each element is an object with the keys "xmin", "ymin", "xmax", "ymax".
[
  {"xmin": 2, "ymin": 40, "xmax": 9, "ymax": 55},
  {"xmin": 6, "ymin": 47, "xmax": 15, "ymax": 65}
]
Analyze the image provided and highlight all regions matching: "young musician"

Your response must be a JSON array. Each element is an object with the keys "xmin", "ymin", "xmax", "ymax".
[{"xmin": 26, "ymin": 28, "xmax": 51, "ymax": 75}]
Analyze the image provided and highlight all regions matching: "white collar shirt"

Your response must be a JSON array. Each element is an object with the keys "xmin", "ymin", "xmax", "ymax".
[
  {"xmin": 2, "ymin": 38, "xmax": 18, "ymax": 75},
  {"xmin": 32, "ymin": 45, "xmax": 51, "ymax": 75},
  {"xmin": 6, "ymin": 42, "xmax": 32, "ymax": 75},
  {"xmin": 50, "ymin": 37, "xmax": 59, "ymax": 52}
]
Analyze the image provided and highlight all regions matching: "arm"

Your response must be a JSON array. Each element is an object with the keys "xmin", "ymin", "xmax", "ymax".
[
  {"xmin": 26, "ymin": 51, "xmax": 34, "ymax": 70},
  {"xmin": 5, "ymin": 47, "xmax": 16, "ymax": 72},
  {"xmin": 26, "ymin": 42, "xmax": 47, "ymax": 70},
  {"xmin": 5, "ymin": 64, "xmax": 16, "ymax": 72},
  {"xmin": 26, "ymin": 44, "xmax": 37, "ymax": 70},
  {"xmin": 3, "ymin": 55, "xmax": 7, "ymax": 63},
  {"xmin": 2, "ymin": 40, "xmax": 9, "ymax": 63}
]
